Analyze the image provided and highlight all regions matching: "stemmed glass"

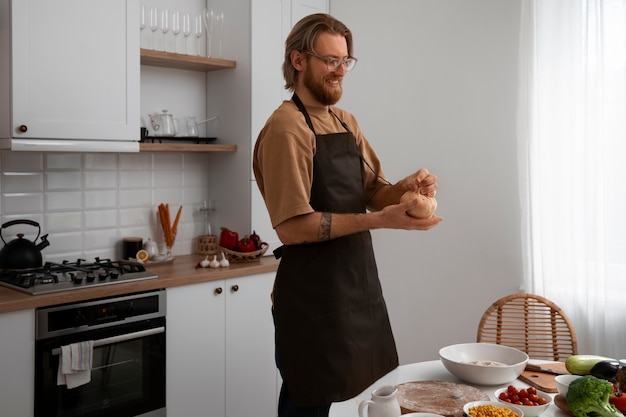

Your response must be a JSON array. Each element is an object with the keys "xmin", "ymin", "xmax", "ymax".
[
  {"xmin": 139, "ymin": 5, "xmax": 146, "ymax": 49},
  {"xmin": 171, "ymin": 11, "xmax": 180, "ymax": 53},
  {"xmin": 215, "ymin": 12, "xmax": 225, "ymax": 58},
  {"xmin": 160, "ymin": 9, "xmax": 169, "ymax": 51},
  {"xmin": 182, "ymin": 14, "xmax": 191, "ymax": 55},
  {"xmin": 194, "ymin": 14, "xmax": 204, "ymax": 56},
  {"xmin": 149, "ymin": 7, "xmax": 159, "ymax": 50},
  {"xmin": 203, "ymin": 8, "xmax": 215, "ymax": 57},
  {"xmin": 140, "ymin": 5, "xmax": 146, "ymax": 32}
]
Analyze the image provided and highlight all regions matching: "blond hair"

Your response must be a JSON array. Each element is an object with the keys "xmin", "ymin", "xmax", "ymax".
[{"xmin": 283, "ymin": 13, "xmax": 354, "ymax": 91}]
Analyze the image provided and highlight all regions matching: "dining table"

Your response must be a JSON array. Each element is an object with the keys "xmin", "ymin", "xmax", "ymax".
[{"xmin": 329, "ymin": 359, "xmax": 571, "ymax": 417}]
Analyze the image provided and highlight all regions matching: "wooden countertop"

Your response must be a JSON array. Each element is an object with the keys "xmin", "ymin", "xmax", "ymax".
[{"xmin": 0, "ymin": 255, "xmax": 279, "ymax": 314}]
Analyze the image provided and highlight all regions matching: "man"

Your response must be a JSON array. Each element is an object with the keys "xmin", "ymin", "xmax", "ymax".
[{"xmin": 253, "ymin": 13, "xmax": 443, "ymax": 417}]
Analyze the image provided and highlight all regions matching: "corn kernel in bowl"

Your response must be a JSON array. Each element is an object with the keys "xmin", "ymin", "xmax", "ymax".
[{"xmin": 463, "ymin": 401, "xmax": 523, "ymax": 417}]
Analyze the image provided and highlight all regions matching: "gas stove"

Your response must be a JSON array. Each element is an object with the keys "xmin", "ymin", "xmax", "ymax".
[{"xmin": 0, "ymin": 258, "xmax": 158, "ymax": 295}]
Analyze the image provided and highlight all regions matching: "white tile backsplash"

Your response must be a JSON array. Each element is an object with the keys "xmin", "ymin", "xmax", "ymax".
[
  {"xmin": 0, "ymin": 151, "xmax": 211, "ymax": 261},
  {"xmin": 46, "ymin": 171, "xmax": 82, "ymax": 190},
  {"xmin": 3, "ymin": 193, "xmax": 44, "ymax": 214},
  {"xmin": 2, "ymin": 173, "xmax": 43, "ymax": 193},
  {"xmin": 46, "ymin": 153, "xmax": 82, "ymax": 170}
]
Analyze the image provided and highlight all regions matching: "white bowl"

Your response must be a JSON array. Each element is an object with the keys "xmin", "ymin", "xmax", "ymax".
[
  {"xmin": 495, "ymin": 387, "xmax": 552, "ymax": 417},
  {"xmin": 555, "ymin": 374, "xmax": 582, "ymax": 396},
  {"xmin": 403, "ymin": 414, "xmax": 445, "ymax": 417},
  {"xmin": 464, "ymin": 401, "xmax": 524, "ymax": 417},
  {"xmin": 439, "ymin": 343, "xmax": 529, "ymax": 385}
]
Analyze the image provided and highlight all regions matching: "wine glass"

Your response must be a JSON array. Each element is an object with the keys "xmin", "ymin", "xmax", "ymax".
[
  {"xmin": 140, "ymin": 5, "xmax": 146, "ymax": 31},
  {"xmin": 139, "ymin": 5, "xmax": 146, "ymax": 48},
  {"xmin": 203, "ymin": 8, "xmax": 215, "ymax": 57},
  {"xmin": 160, "ymin": 9, "xmax": 169, "ymax": 51},
  {"xmin": 215, "ymin": 12, "xmax": 224, "ymax": 58},
  {"xmin": 171, "ymin": 11, "xmax": 180, "ymax": 53},
  {"xmin": 194, "ymin": 14, "xmax": 203, "ymax": 56},
  {"xmin": 182, "ymin": 14, "xmax": 191, "ymax": 54},
  {"xmin": 149, "ymin": 7, "xmax": 159, "ymax": 50}
]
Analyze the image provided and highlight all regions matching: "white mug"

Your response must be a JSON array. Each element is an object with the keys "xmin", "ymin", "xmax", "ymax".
[{"xmin": 358, "ymin": 385, "xmax": 400, "ymax": 417}]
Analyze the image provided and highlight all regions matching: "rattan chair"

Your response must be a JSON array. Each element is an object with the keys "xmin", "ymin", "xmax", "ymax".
[{"xmin": 476, "ymin": 293, "xmax": 578, "ymax": 361}]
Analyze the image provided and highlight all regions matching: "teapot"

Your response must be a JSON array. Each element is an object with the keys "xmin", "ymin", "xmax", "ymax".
[
  {"xmin": 148, "ymin": 110, "xmax": 177, "ymax": 137},
  {"xmin": 0, "ymin": 219, "xmax": 50, "ymax": 270}
]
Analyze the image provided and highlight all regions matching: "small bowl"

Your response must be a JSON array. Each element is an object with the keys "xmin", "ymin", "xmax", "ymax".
[
  {"xmin": 439, "ymin": 343, "xmax": 529, "ymax": 385},
  {"xmin": 403, "ymin": 414, "xmax": 445, "ymax": 417},
  {"xmin": 495, "ymin": 387, "xmax": 552, "ymax": 417},
  {"xmin": 555, "ymin": 374, "xmax": 582, "ymax": 396},
  {"xmin": 464, "ymin": 401, "xmax": 524, "ymax": 417}
]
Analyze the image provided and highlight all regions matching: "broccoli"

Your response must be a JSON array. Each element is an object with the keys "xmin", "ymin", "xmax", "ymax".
[{"xmin": 566, "ymin": 375, "xmax": 623, "ymax": 417}]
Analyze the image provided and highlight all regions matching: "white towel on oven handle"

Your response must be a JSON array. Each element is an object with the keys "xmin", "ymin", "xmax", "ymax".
[{"xmin": 56, "ymin": 340, "xmax": 94, "ymax": 389}]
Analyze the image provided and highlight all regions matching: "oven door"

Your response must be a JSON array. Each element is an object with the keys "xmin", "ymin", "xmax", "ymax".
[{"xmin": 35, "ymin": 318, "xmax": 165, "ymax": 417}]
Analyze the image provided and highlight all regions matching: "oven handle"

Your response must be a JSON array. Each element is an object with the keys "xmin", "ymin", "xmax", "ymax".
[{"xmin": 50, "ymin": 326, "xmax": 165, "ymax": 356}]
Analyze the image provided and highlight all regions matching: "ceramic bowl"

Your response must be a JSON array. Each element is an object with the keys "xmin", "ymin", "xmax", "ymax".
[
  {"xmin": 464, "ymin": 400, "xmax": 524, "ymax": 417},
  {"xmin": 495, "ymin": 387, "xmax": 552, "ymax": 417},
  {"xmin": 439, "ymin": 343, "xmax": 529, "ymax": 385},
  {"xmin": 403, "ymin": 414, "xmax": 445, "ymax": 417},
  {"xmin": 555, "ymin": 374, "xmax": 582, "ymax": 396}
]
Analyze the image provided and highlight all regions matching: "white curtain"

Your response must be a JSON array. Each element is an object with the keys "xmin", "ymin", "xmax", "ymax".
[{"xmin": 518, "ymin": 0, "xmax": 626, "ymax": 358}]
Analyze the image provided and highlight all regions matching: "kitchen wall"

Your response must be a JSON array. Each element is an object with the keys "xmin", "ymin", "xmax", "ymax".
[
  {"xmin": 331, "ymin": 0, "xmax": 526, "ymax": 364},
  {"xmin": 0, "ymin": 150, "xmax": 213, "ymax": 262}
]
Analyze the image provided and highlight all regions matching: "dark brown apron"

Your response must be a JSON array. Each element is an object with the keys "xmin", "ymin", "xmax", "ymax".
[{"xmin": 272, "ymin": 94, "xmax": 398, "ymax": 406}]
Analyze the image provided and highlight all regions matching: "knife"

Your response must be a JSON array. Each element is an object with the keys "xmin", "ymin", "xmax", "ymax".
[{"xmin": 525, "ymin": 363, "xmax": 566, "ymax": 375}]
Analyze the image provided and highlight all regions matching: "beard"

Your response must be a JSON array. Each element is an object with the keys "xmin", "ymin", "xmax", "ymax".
[{"xmin": 303, "ymin": 67, "xmax": 343, "ymax": 106}]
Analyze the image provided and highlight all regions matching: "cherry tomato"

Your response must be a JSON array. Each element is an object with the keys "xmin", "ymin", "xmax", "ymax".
[{"xmin": 500, "ymin": 386, "xmax": 546, "ymax": 406}]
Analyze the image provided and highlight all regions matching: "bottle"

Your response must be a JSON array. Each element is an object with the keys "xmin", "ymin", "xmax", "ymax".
[{"xmin": 198, "ymin": 200, "xmax": 217, "ymax": 255}]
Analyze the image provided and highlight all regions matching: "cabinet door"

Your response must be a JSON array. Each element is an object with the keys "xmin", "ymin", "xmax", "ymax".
[
  {"xmin": 10, "ymin": 0, "xmax": 139, "ymax": 140},
  {"xmin": 225, "ymin": 272, "xmax": 277, "ymax": 417},
  {"xmin": 167, "ymin": 281, "xmax": 226, "ymax": 417},
  {"xmin": 0, "ymin": 309, "xmax": 35, "ymax": 417}
]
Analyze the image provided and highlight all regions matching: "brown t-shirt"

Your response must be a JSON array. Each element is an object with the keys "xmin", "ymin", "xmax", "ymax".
[{"xmin": 253, "ymin": 100, "xmax": 389, "ymax": 228}]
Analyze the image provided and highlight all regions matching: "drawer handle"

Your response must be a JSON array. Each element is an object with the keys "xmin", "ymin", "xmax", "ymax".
[
  {"xmin": 231, "ymin": 284, "xmax": 239, "ymax": 292},
  {"xmin": 215, "ymin": 287, "xmax": 223, "ymax": 295},
  {"xmin": 18, "ymin": 124, "xmax": 28, "ymax": 133}
]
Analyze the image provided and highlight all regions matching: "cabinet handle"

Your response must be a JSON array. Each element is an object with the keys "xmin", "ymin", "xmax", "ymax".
[
  {"xmin": 231, "ymin": 284, "xmax": 239, "ymax": 292},
  {"xmin": 18, "ymin": 125, "xmax": 28, "ymax": 133},
  {"xmin": 215, "ymin": 287, "xmax": 223, "ymax": 295}
]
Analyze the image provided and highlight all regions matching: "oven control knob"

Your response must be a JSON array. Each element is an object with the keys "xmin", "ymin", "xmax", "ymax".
[
  {"xmin": 70, "ymin": 273, "xmax": 83, "ymax": 284},
  {"xmin": 86, "ymin": 273, "xmax": 96, "ymax": 283},
  {"xmin": 99, "ymin": 271, "xmax": 108, "ymax": 281},
  {"xmin": 110, "ymin": 272, "xmax": 119, "ymax": 279}
]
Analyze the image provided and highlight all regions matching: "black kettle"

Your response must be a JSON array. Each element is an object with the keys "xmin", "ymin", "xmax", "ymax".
[{"xmin": 0, "ymin": 219, "xmax": 50, "ymax": 270}]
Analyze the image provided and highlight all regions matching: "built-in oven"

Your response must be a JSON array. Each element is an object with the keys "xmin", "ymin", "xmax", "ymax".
[{"xmin": 35, "ymin": 290, "xmax": 166, "ymax": 417}]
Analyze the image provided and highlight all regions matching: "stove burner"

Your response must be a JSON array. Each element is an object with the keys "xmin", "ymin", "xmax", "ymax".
[{"xmin": 0, "ymin": 258, "xmax": 158, "ymax": 295}]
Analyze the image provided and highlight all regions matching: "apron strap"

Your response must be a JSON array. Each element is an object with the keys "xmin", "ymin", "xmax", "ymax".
[{"xmin": 292, "ymin": 93, "xmax": 316, "ymax": 134}]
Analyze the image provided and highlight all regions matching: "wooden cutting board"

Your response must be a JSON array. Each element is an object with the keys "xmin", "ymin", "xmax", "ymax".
[
  {"xmin": 517, "ymin": 362, "xmax": 569, "ymax": 393},
  {"xmin": 396, "ymin": 380, "xmax": 490, "ymax": 416}
]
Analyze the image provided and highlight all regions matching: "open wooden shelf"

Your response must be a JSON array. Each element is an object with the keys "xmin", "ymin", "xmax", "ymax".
[
  {"xmin": 139, "ymin": 142, "xmax": 237, "ymax": 152},
  {"xmin": 140, "ymin": 49, "xmax": 236, "ymax": 72}
]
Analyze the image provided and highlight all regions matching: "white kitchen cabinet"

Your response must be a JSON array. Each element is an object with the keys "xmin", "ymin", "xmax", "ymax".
[
  {"xmin": 167, "ymin": 272, "xmax": 277, "ymax": 417},
  {"xmin": 0, "ymin": 309, "xmax": 35, "ymax": 417},
  {"xmin": 0, "ymin": 0, "xmax": 140, "ymax": 151}
]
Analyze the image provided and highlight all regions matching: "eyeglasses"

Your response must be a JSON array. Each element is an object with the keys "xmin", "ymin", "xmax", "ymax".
[{"xmin": 305, "ymin": 51, "xmax": 358, "ymax": 71}]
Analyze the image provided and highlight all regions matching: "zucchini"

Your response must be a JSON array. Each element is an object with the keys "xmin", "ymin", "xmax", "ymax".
[{"xmin": 565, "ymin": 354, "xmax": 616, "ymax": 375}]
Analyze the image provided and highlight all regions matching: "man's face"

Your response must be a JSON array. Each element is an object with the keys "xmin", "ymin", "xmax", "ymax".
[{"xmin": 302, "ymin": 32, "xmax": 349, "ymax": 106}]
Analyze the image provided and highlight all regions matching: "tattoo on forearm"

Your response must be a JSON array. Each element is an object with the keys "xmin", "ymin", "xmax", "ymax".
[{"xmin": 319, "ymin": 212, "xmax": 331, "ymax": 241}]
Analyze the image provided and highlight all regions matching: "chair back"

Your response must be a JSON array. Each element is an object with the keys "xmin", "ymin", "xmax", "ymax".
[{"xmin": 476, "ymin": 293, "xmax": 578, "ymax": 361}]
